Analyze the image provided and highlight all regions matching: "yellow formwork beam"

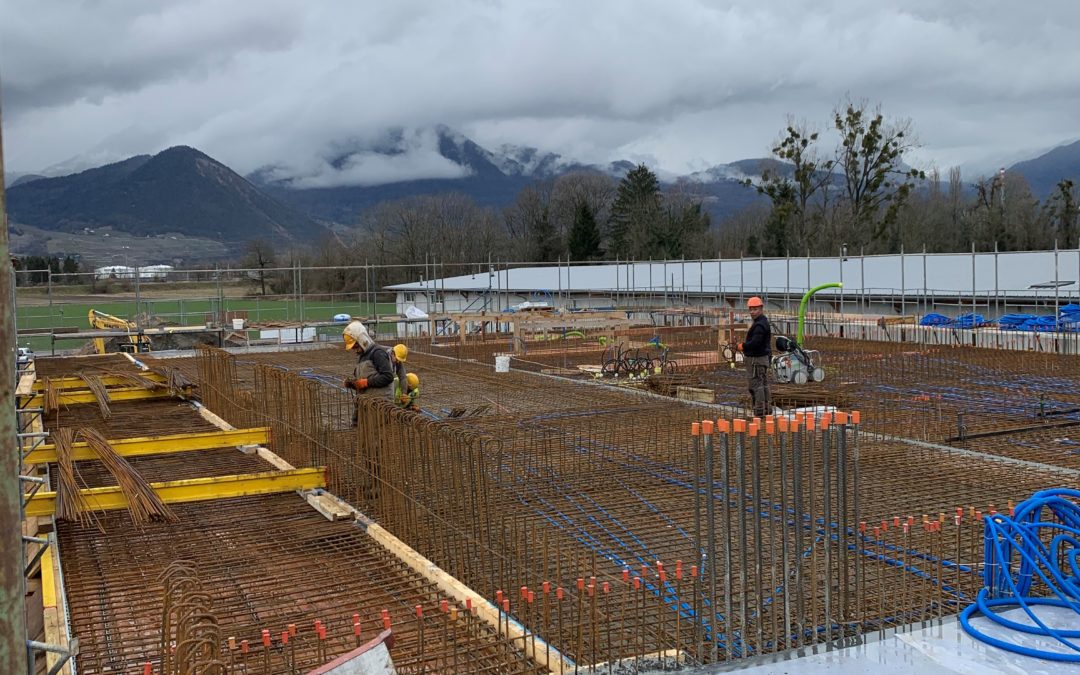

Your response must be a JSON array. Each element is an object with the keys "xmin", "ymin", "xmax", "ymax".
[
  {"xmin": 41, "ymin": 544, "xmax": 56, "ymax": 608},
  {"xmin": 20, "ymin": 387, "xmax": 176, "ymax": 407},
  {"xmin": 24, "ymin": 468, "xmax": 326, "ymax": 517},
  {"xmin": 24, "ymin": 427, "xmax": 271, "ymax": 464},
  {"xmin": 32, "ymin": 372, "xmax": 168, "ymax": 391}
]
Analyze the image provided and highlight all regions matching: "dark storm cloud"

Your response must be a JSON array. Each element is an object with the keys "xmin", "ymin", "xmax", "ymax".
[{"xmin": 2, "ymin": 0, "xmax": 1078, "ymax": 183}]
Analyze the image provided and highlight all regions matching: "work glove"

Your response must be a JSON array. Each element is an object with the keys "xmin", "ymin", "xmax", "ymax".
[
  {"xmin": 398, "ymin": 394, "xmax": 411, "ymax": 405},
  {"xmin": 736, "ymin": 342, "xmax": 744, "ymax": 352},
  {"xmin": 344, "ymin": 378, "xmax": 368, "ymax": 391}
]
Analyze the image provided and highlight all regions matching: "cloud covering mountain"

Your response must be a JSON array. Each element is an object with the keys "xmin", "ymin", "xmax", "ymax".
[{"xmin": 3, "ymin": 1, "xmax": 1079, "ymax": 185}]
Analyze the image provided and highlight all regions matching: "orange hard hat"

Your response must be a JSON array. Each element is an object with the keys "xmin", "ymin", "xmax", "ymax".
[{"xmin": 747, "ymin": 296, "xmax": 764, "ymax": 308}]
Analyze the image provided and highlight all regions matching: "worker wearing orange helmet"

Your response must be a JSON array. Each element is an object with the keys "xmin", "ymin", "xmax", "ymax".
[{"xmin": 736, "ymin": 296, "xmax": 772, "ymax": 416}]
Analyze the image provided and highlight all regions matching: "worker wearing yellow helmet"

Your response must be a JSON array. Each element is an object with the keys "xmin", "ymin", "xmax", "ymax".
[
  {"xmin": 394, "ymin": 372, "xmax": 421, "ymax": 411},
  {"xmin": 735, "ymin": 296, "xmax": 772, "ymax": 416}
]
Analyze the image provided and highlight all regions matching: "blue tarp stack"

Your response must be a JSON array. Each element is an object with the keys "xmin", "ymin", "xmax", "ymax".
[
  {"xmin": 919, "ymin": 313, "xmax": 991, "ymax": 328},
  {"xmin": 1060, "ymin": 303, "xmax": 1080, "ymax": 331},
  {"xmin": 918, "ymin": 307, "xmax": 1080, "ymax": 331},
  {"xmin": 992, "ymin": 304, "xmax": 1080, "ymax": 332}
]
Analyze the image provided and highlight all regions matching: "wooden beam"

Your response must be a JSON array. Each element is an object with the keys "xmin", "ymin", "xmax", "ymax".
[
  {"xmin": 24, "ymin": 427, "xmax": 271, "ymax": 464},
  {"xmin": 194, "ymin": 404, "xmax": 296, "ymax": 470},
  {"xmin": 16, "ymin": 372, "xmax": 36, "ymax": 396},
  {"xmin": 24, "ymin": 468, "xmax": 326, "ymax": 517}
]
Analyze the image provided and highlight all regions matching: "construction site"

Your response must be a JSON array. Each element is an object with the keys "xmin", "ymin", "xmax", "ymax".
[{"xmin": 5, "ymin": 252, "xmax": 1080, "ymax": 674}]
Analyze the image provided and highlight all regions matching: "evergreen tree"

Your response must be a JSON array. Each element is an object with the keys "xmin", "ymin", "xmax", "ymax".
[
  {"xmin": 567, "ymin": 202, "xmax": 602, "ymax": 260},
  {"xmin": 608, "ymin": 164, "xmax": 662, "ymax": 259},
  {"xmin": 528, "ymin": 204, "xmax": 561, "ymax": 262},
  {"xmin": 658, "ymin": 201, "xmax": 711, "ymax": 258}
]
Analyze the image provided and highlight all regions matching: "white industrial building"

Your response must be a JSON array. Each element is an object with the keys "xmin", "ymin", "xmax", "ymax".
[
  {"xmin": 388, "ymin": 249, "xmax": 1080, "ymax": 320},
  {"xmin": 94, "ymin": 264, "xmax": 174, "ymax": 280}
]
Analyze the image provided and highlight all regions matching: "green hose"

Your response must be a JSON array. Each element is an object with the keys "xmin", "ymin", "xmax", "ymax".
[{"xmin": 796, "ymin": 282, "xmax": 842, "ymax": 346}]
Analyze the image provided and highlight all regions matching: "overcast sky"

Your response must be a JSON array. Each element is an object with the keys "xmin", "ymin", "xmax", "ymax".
[{"xmin": 2, "ymin": 0, "xmax": 1078, "ymax": 185}]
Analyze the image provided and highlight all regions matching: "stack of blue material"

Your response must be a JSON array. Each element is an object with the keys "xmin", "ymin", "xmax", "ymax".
[
  {"xmin": 920, "ymin": 308, "xmax": 1080, "ymax": 331},
  {"xmin": 997, "ymin": 314, "xmax": 1036, "ymax": 330},
  {"xmin": 952, "ymin": 313, "xmax": 990, "ymax": 328},
  {"xmin": 996, "ymin": 305, "xmax": 1080, "ymax": 332},
  {"xmin": 919, "ymin": 313, "xmax": 991, "ymax": 328},
  {"xmin": 919, "ymin": 313, "xmax": 952, "ymax": 326},
  {"xmin": 1061, "ymin": 303, "xmax": 1080, "ymax": 331}
]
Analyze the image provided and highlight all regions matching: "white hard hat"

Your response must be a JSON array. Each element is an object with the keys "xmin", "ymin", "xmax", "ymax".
[{"xmin": 343, "ymin": 320, "xmax": 372, "ymax": 351}]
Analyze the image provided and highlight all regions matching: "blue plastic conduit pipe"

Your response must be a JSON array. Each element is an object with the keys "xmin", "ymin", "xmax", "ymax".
[{"xmin": 959, "ymin": 488, "xmax": 1080, "ymax": 662}]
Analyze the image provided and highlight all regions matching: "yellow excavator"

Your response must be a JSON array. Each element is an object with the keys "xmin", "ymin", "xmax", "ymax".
[{"xmin": 88, "ymin": 309, "xmax": 152, "ymax": 355}]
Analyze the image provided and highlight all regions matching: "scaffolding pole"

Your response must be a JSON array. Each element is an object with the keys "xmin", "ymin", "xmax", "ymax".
[{"xmin": 1, "ymin": 98, "xmax": 30, "ymax": 674}]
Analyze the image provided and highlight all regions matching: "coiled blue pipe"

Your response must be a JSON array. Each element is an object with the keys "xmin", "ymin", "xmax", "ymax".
[{"xmin": 959, "ymin": 488, "xmax": 1080, "ymax": 662}]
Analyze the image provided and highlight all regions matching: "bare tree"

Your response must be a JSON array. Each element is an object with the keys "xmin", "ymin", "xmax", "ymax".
[
  {"xmin": 832, "ymin": 98, "xmax": 925, "ymax": 251},
  {"xmin": 243, "ymin": 238, "xmax": 276, "ymax": 295},
  {"xmin": 749, "ymin": 117, "xmax": 835, "ymax": 254}
]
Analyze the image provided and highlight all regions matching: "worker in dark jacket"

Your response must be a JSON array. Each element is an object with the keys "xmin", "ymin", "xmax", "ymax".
[
  {"xmin": 342, "ymin": 321, "xmax": 407, "ymax": 422},
  {"xmin": 737, "ymin": 296, "xmax": 772, "ymax": 416}
]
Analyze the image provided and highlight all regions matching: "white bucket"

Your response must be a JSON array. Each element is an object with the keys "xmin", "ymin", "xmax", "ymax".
[
  {"xmin": 495, "ymin": 355, "xmax": 510, "ymax": 373},
  {"xmin": 232, "ymin": 318, "xmax": 245, "ymax": 330}
]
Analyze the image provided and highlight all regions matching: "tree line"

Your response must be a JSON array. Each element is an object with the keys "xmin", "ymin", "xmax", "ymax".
[
  {"xmin": 243, "ymin": 98, "xmax": 1079, "ymax": 293},
  {"xmin": 738, "ymin": 98, "xmax": 1079, "ymax": 257},
  {"xmin": 12, "ymin": 255, "xmax": 81, "ymax": 284}
]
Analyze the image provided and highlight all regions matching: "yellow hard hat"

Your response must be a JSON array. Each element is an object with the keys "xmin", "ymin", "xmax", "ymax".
[
  {"xmin": 406, "ymin": 372, "xmax": 419, "ymax": 389},
  {"xmin": 392, "ymin": 344, "xmax": 408, "ymax": 362},
  {"xmin": 343, "ymin": 321, "xmax": 370, "ymax": 351},
  {"xmin": 747, "ymin": 296, "xmax": 764, "ymax": 308}
]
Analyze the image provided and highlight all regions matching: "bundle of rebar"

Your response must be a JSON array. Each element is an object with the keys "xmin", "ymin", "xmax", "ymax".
[
  {"xmin": 43, "ymin": 376, "xmax": 61, "ymax": 415},
  {"xmin": 80, "ymin": 374, "xmax": 114, "ymax": 419},
  {"xmin": 77, "ymin": 426, "xmax": 178, "ymax": 525},
  {"xmin": 52, "ymin": 427, "xmax": 95, "ymax": 528}
]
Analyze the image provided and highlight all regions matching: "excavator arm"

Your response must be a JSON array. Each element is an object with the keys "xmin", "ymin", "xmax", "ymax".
[{"xmin": 88, "ymin": 309, "xmax": 151, "ymax": 354}]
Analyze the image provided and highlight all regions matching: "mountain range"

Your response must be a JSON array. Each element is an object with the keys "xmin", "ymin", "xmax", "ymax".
[{"xmin": 6, "ymin": 128, "xmax": 1080, "ymax": 264}]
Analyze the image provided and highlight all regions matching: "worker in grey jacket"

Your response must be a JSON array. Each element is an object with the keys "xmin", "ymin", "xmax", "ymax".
[{"xmin": 342, "ymin": 321, "xmax": 407, "ymax": 422}]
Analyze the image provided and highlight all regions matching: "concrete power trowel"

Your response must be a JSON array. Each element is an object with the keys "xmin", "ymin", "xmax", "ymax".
[{"xmin": 771, "ymin": 282, "xmax": 841, "ymax": 385}]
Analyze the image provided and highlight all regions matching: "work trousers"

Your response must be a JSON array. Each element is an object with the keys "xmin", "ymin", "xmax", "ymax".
[{"xmin": 744, "ymin": 355, "xmax": 772, "ymax": 417}]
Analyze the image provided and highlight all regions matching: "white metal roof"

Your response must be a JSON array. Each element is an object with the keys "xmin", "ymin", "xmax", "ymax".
[{"xmin": 387, "ymin": 249, "xmax": 1080, "ymax": 299}]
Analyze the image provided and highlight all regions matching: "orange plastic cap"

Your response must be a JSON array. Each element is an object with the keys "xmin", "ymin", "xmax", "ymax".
[
  {"xmin": 733, "ymin": 419, "xmax": 747, "ymax": 433},
  {"xmin": 691, "ymin": 422, "xmax": 700, "ymax": 436},
  {"xmin": 702, "ymin": 420, "xmax": 714, "ymax": 435}
]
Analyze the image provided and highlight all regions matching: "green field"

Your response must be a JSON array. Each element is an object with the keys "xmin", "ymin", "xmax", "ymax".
[{"xmin": 15, "ymin": 296, "xmax": 398, "ymax": 352}]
